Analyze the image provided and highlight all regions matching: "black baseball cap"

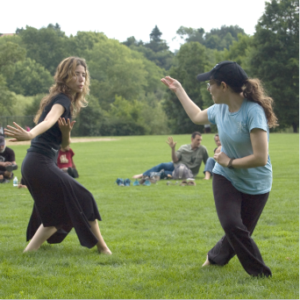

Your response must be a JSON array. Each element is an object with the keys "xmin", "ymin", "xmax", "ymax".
[{"xmin": 197, "ymin": 61, "xmax": 248, "ymax": 87}]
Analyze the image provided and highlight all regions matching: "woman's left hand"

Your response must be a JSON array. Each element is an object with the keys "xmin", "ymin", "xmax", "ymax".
[
  {"xmin": 4, "ymin": 122, "xmax": 33, "ymax": 141},
  {"xmin": 213, "ymin": 151, "xmax": 231, "ymax": 167},
  {"xmin": 58, "ymin": 118, "xmax": 76, "ymax": 135}
]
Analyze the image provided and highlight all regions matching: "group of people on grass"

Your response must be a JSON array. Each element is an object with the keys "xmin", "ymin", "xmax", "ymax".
[
  {"xmin": 4, "ymin": 56, "xmax": 277, "ymax": 277},
  {"xmin": 132, "ymin": 132, "xmax": 221, "ymax": 182}
]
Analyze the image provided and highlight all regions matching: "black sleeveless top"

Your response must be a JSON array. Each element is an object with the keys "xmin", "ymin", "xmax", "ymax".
[{"xmin": 27, "ymin": 93, "xmax": 71, "ymax": 159}]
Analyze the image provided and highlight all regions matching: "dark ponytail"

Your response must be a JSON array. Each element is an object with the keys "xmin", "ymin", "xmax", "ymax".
[
  {"xmin": 242, "ymin": 79, "xmax": 278, "ymax": 128},
  {"xmin": 215, "ymin": 77, "xmax": 278, "ymax": 128}
]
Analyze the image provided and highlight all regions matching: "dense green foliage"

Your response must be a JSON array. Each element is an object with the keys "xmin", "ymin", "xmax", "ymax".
[
  {"xmin": 6, "ymin": 58, "xmax": 53, "ymax": 96},
  {"xmin": 0, "ymin": 0, "xmax": 298, "ymax": 134},
  {"xmin": 0, "ymin": 133, "xmax": 298, "ymax": 298},
  {"xmin": 163, "ymin": 42, "xmax": 211, "ymax": 133},
  {"xmin": 123, "ymin": 25, "xmax": 174, "ymax": 70},
  {"xmin": 177, "ymin": 25, "xmax": 246, "ymax": 51},
  {"xmin": 250, "ymin": 0, "xmax": 299, "ymax": 132},
  {"xmin": 0, "ymin": 41, "xmax": 26, "ymax": 115}
]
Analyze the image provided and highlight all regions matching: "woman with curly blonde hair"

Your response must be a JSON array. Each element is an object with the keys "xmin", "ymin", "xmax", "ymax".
[
  {"xmin": 5, "ymin": 57, "xmax": 111, "ymax": 254},
  {"xmin": 161, "ymin": 61, "xmax": 278, "ymax": 277}
]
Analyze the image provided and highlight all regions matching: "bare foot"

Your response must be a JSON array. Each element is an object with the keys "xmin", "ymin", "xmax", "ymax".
[
  {"xmin": 133, "ymin": 174, "xmax": 143, "ymax": 179},
  {"xmin": 99, "ymin": 247, "xmax": 112, "ymax": 255},
  {"xmin": 202, "ymin": 255, "xmax": 211, "ymax": 267},
  {"xmin": 23, "ymin": 247, "xmax": 39, "ymax": 253},
  {"xmin": 203, "ymin": 172, "xmax": 211, "ymax": 180},
  {"xmin": 18, "ymin": 184, "xmax": 27, "ymax": 189}
]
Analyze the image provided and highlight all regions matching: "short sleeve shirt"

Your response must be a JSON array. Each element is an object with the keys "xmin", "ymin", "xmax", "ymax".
[
  {"xmin": 207, "ymin": 99, "xmax": 272, "ymax": 195},
  {"xmin": 0, "ymin": 147, "xmax": 15, "ymax": 162},
  {"xmin": 28, "ymin": 93, "xmax": 71, "ymax": 159},
  {"xmin": 175, "ymin": 144, "xmax": 209, "ymax": 176}
]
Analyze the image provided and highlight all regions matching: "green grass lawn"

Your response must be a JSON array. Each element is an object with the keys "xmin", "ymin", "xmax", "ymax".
[{"xmin": 0, "ymin": 133, "xmax": 298, "ymax": 299}]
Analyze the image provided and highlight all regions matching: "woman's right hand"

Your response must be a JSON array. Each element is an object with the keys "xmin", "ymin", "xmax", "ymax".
[
  {"xmin": 161, "ymin": 76, "xmax": 182, "ymax": 93},
  {"xmin": 4, "ymin": 122, "xmax": 33, "ymax": 142}
]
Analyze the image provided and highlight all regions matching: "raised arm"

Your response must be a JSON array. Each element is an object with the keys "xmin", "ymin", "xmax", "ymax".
[
  {"xmin": 161, "ymin": 76, "xmax": 209, "ymax": 125},
  {"xmin": 4, "ymin": 104, "xmax": 65, "ymax": 142},
  {"xmin": 166, "ymin": 136, "xmax": 179, "ymax": 163}
]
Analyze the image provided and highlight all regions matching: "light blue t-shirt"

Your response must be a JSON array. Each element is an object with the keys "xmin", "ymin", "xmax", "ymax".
[{"xmin": 207, "ymin": 99, "xmax": 272, "ymax": 195}]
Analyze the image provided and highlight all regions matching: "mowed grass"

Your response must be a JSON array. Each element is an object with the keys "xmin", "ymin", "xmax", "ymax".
[{"xmin": 0, "ymin": 133, "xmax": 298, "ymax": 299}]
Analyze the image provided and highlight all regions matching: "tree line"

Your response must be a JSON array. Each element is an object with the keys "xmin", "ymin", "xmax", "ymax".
[{"xmin": 0, "ymin": 0, "xmax": 298, "ymax": 135}]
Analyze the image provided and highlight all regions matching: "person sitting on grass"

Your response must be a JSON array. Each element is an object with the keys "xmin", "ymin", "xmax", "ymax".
[
  {"xmin": 0, "ymin": 136, "xmax": 18, "ymax": 183},
  {"xmin": 133, "ymin": 132, "xmax": 209, "ymax": 180},
  {"xmin": 57, "ymin": 145, "xmax": 79, "ymax": 178},
  {"xmin": 203, "ymin": 134, "xmax": 222, "ymax": 180}
]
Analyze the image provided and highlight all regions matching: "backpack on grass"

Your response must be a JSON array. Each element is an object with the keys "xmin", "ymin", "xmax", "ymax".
[{"xmin": 172, "ymin": 164, "xmax": 193, "ymax": 180}]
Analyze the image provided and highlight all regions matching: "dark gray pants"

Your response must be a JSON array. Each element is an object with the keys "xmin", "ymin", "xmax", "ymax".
[{"xmin": 208, "ymin": 174, "xmax": 272, "ymax": 277}]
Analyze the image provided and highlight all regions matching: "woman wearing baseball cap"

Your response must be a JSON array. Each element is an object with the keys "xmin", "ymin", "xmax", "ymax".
[{"xmin": 161, "ymin": 61, "xmax": 278, "ymax": 277}]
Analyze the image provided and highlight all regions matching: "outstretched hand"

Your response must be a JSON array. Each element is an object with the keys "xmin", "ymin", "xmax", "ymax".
[
  {"xmin": 4, "ymin": 122, "xmax": 33, "ymax": 142},
  {"xmin": 166, "ymin": 136, "xmax": 177, "ymax": 149},
  {"xmin": 58, "ymin": 118, "xmax": 76, "ymax": 135},
  {"xmin": 161, "ymin": 76, "xmax": 182, "ymax": 92}
]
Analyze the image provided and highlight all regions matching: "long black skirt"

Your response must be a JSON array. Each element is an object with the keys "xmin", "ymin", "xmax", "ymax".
[{"xmin": 22, "ymin": 152, "xmax": 101, "ymax": 248}]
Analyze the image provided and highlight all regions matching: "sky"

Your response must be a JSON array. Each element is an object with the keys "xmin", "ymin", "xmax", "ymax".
[{"xmin": 1, "ymin": 0, "xmax": 270, "ymax": 51}]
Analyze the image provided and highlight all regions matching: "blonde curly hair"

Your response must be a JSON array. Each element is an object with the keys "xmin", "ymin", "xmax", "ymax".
[{"xmin": 34, "ymin": 57, "xmax": 90, "ymax": 124}]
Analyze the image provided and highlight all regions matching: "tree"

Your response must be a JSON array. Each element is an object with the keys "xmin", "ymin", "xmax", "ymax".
[
  {"xmin": 18, "ymin": 25, "xmax": 69, "ymax": 74},
  {"xmin": 163, "ymin": 42, "xmax": 210, "ymax": 133},
  {"xmin": 0, "ymin": 42, "xmax": 26, "ymax": 79},
  {"xmin": 177, "ymin": 25, "xmax": 246, "ymax": 50},
  {"xmin": 150, "ymin": 25, "xmax": 163, "ymax": 43},
  {"xmin": 67, "ymin": 31, "xmax": 108, "ymax": 57},
  {"xmin": 146, "ymin": 25, "xmax": 169, "ymax": 53},
  {"xmin": 24, "ymin": 94, "xmax": 46, "ymax": 116},
  {"xmin": 123, "ymin": 26, "xmax": 174, "ymax": 70},
  {"xmin": 223, "ymin": 34, "xmax": 253, "ymax": 73},
  {"xmin": 85, "ymin": 36, "xmax": 164, "ymax": 110},
  {"xmin": 250, "ymin": 0, "xmax": 299, "ymax": 132},
  {"xmin": 122, "ymin": 36, "xmax": 144, "ymax": 47},
  {"xmin": 177, "ymin": 26, "xmax": 206, "ymax": 44},
  {"xmin": 72, "ymin": 95, "xmax": 103, "ymax": 137},
  {"xmin": 0, "ymin": 41, "xmax": 26, "ymax": 115},
  {"xmin": 123, "ymin": 38, "xmax": 173, "ymax": 70},
  {"xmin": 6, "ymin": 58, "xmax": 53, "ymax": 96},
  {"xmin": 206, "ymin": 25, "xmax": 245, "ymax": 43},
  {"xmin": 0, "ymin": 76, "xmax": 17, "ymax": 116}
]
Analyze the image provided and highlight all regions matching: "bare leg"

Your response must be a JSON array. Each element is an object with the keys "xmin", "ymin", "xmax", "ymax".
[
  {"xmin": 4, "ymin": 171, "xmax": 12, "ymax": 179},
  {"xmin": 133, "ymin": 173, "xmax": 143, "ymax": 179},
  {"xmin": 204, "ymin": 171, "xmax": 211, "ymax": 180},
  {"xmin": 89, "ymin": 220, "xmax": 112, "ymax": 255},
  {"xmin": 202, "ymin": 255, "xmax": 211, "ymax": 267},
  {"xmin": 24, "ymin": 224, "xmax": 57, "ymax": 252}
]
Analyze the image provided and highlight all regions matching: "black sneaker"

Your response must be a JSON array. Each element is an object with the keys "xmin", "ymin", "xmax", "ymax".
[
  {"xmin": 6, "ymin": 164, "xmax": 18, "ymax": 172},
  {"xmin": 0, "ymin": 178, "xmax": 10, "ymax": 184}
]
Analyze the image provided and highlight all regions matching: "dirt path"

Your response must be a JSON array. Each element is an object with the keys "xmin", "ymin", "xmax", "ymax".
[{"xmin": 5, "ymin": 137, "xmax": 118, "ymax": 146}]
